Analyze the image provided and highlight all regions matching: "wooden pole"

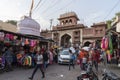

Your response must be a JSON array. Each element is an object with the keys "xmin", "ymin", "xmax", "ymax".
[{"xmin": 29, "ymin": 0, "xmax": 34, "ymax": 17}]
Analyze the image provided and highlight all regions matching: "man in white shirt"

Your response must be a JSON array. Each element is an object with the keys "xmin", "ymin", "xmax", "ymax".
[
  {"xmin": 29, "ymin": 51, "xmax": 45, "ymax": 80},
  {"xmin": 68, "ymin": 49, "xmax": 75, "ymax": 70}
]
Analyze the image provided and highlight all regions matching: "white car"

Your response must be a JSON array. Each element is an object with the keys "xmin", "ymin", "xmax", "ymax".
[{"xmin": 58, "ymin": 49, "xmax": 71, "ymax": 64}]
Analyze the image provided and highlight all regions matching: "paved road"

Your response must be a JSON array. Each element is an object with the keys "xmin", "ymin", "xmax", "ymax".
[{"xmin": 0, "ymin": 64, "xmax": 120, "ymax": 80}]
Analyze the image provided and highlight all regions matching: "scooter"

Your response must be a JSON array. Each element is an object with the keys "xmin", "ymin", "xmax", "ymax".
[
  {"xmin": 77, "ymin": 62, "xmax": 99, "ymax": 80},
  {"xmin": 102, "ymin": 69, "xmax": 120, "ymax": 80}
]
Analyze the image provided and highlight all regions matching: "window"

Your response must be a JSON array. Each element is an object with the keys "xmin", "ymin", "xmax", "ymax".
[
  {"xmin": 95, "ymin": 30, "xmax": 98, "ymax": 34},
  {"xmin": 65, "ymin": 20, "xmax": 68, "ymax": 24},
  {"xmin": 75, "ymin": 32, "xmax": 78, "ymax": 35},
  {"xmin": 62, "ymin": 21, "xmax": 64, "ymax": 25},
  {"xmin": 69, "ymin": 19, "xmax": 72, "ymax": 24},
  {"xmin": 54, "ymin": 33, "xmax": 56, "ymax": 36},
  {"xmin": 100, "ymin": 29, "xmax": 103, "ymax": 33}
]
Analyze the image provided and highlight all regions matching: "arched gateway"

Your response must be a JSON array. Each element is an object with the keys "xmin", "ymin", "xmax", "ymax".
[
  {"xmin": 52, "ymin": 12, "xmax": 84, "ymax": 47},
  {"xmin": 40, "ymin": 12, "xmax": 107, "ymax": 48},
  {"xmin": 61, "ymin": 34, "xmax": 71, "ymax": 47}
]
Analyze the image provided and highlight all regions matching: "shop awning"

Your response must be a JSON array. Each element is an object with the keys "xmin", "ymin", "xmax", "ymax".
[{"xmin": 0, "ymin": 29, "xmax": 44, "ymax": 40}]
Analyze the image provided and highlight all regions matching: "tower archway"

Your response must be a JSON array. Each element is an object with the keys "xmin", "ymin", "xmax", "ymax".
[{"xmin": 61, "ymin": 34, "xmax": 71, "ymax": 47}]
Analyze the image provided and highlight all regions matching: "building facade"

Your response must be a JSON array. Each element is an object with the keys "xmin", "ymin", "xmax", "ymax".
[
  {"xmin": 41, "ymin": 12, "xmax": 107, "ymax": 47},
  {"xmin": 0, "ymin": 21, "xmax": 17, "ymax": 33},
  {"xmin": 109, "ymin": 15, "xmax": 120, "ymax": 49}
]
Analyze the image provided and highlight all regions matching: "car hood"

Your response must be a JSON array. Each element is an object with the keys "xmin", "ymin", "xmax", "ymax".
[{"xmin": 60, "ymin": 55, "xmax": 70, "ymax": 58}]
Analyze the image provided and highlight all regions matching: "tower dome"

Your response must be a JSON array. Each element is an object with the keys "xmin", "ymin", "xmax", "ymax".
[{"xmin": 17, "ymin": 16, "xmax": 40, "ymax": 36}]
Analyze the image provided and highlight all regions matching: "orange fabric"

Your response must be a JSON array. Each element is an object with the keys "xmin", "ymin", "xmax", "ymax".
[
  {"xmin": 25, "ymin": 39, "xmax": 29, "ymax": 45},
  {"xmin": 78, "ymin": 51, "xmax": 86, "ymax": 59},
  {"xmin": 17, "ymin": 54, "xmax": 22, "ymax": 59}
]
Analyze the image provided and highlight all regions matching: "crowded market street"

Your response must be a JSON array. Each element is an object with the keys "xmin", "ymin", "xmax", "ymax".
[{"xmin": 0, "ymin": 0, "xmax": 120, "ymax": 80}]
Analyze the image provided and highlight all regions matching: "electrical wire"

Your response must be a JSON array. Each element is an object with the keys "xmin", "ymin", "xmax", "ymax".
[
  {"xmin": 37, "ymin": 0, "xmax": 46, "ymax": 9},
  {"xmin": 32, "ymin": 0, "xmax": 42, "ymax": 12},
  {"xmin": 41, "ymin": 0, "xmax": 61, "ymax": 14},
  {"xmin": 45, "ymin": 0, "xmax": 74, "ymax": 18},
  {"xmin": 103, "ymin": 0, "xmax": 120, "ymax": 21}
]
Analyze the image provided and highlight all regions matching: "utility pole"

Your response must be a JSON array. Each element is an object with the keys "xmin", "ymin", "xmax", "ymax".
[
  {"xmin": 50, "ymin": 19, "xmax": 53, "ymax": 39},
  {"xmin": 49, "ymin": 19, "xmax": 53, "ymax": 48},
  {"xmin": 29, "ymin": 0, "xmax": 34, "ymax": 17},
  {"xmin": 50, "ymin": 19, "xmax": 53, "ymax": 31}
]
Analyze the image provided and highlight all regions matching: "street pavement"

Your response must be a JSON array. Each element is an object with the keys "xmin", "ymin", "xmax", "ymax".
[{"xmin": 0, "ymin": 63, "xmax": 120, "ymax": 80}]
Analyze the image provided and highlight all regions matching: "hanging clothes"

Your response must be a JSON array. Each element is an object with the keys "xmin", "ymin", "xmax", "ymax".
[
  {"xmin": 0, "ymin": 56, "xmax": 5, "ymax": 69},
  {"xmin": 30, "ymin": 40, "xmax": 36, "ymax": 47},
  {"xmin": 25, "ymin": 39, "xmax": 29, "ymax": 45},
  {"xmin": 22, "ymin": 56, "xmax": 32, "ymax": 66},
  {"xmin": 17, "ymin": 54, "xmax": 23, "ymax": 60},
  {"xmin": 101, "ymin": 36, "xmax": 108, "ymax": 50},
  {"xmin": 28, "ymin": 56, "xmax": 32, "ymax": 66},
  {"xmin": 0, "ymin": 32, "xmax": 4, "ymax": 41},
  {"xmin": 106, "ymin": 50, "xmax": 112, "ymax": 61},
  {"xmin": 108, "ymin": 32, "xmax": 113, "ymax": 54}
]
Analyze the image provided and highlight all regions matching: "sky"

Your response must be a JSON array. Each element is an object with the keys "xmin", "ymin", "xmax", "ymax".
[{"xmin": 0, "ymin": 0, "xmax": 120, "ymax": 30}]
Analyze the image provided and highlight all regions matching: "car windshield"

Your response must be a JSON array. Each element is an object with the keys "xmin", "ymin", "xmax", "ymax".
[{"xmin": 61, "ymin": 50, "xmax": 69, "ymax": 55}]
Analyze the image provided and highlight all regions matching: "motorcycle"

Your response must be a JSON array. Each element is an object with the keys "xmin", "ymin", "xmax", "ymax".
[
  {"xmin": 102, "ymin": 69, "xmax": 120, "ymax": 80},
  {"xmin": 77, "ymin": 62, "xmax": 99, "ymax": 80}
]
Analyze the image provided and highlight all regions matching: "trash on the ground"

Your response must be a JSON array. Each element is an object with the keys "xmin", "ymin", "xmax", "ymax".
[{"xmin": 60, "ymin": 74, "xmax": 63, "ymax": 77}]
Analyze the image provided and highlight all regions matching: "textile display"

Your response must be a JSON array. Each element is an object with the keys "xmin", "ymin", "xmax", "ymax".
[
  {"xmin": 30, "ymin": 40, "xmax": 36, "ymax": 47},
  {"xmin": 108, "ymin": 33, "xmax": 113, "ymax": 54},
  {"xmin": 106, "ymin": 50, "xmax": 112, "ymax": 61},
  {"xmin": 101, "ymin": 36, "xmax": 108, "ymax": 50},
  {"xmin": 25, "ymin": 39, "xmax": 29, "ymax": 45},
  {"xmin": 17, "ymin": 54, "xmax": 23, "ymax": 60},
  {"xmin": 0, "ymin": 57, "xmax": 5, "ymax": 69},
  {"xmin": 22, "ymin": 56, "xmax": 32, "ymax": 66},
  {"xmin": 0, "ymin": 32, "xmax": 4, "ymax": 41}
]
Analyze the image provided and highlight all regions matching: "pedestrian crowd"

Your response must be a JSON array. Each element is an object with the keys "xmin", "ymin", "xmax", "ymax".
[
  {"xmin": 0, "ymin": 43, "xmax": 120, "ymax": 80},
  {"xmin": 67, "ymin": 43, "xmax": 120, "ymax": 75}
]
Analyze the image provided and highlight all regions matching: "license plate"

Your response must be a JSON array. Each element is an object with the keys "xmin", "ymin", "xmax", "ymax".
[
  {"xmin": 83, "ymin": 78, "xmax": 89, "ymax": 80},
  {"xmin": 64, "ymin": 60, "xmax": 69, "ymax": 62}
]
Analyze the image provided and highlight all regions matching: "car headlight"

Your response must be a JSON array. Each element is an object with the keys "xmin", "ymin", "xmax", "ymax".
[
  {"xmin": 60, "ymin": 57, "xmax": 63, "ymax": 59},
  {"xmin": 59, "ymin": 56, "xmax": 63, "ymax": 60}
]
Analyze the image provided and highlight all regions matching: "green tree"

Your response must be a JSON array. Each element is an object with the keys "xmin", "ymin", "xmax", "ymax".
[
  {"xmin": 5, "ymin": 20, "xmax": 17, "ymax": 26},
  {"xmin": 106, "ymin": 20, "xmax": 112, "ymax": 29},
  {"xmin": 115, "ymin": 12, "xmax": 120, "ymax": 16},
  {"xmin": 112, "ymin": 17, "xmax": 116, "ymax": 21}
]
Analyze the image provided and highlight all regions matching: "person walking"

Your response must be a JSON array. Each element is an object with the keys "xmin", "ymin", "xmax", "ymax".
[
  {"xmin": 49, "ymin": 49, "xmax": 53, "ymax": 64},
  {"xmin": 3, "ymin": 47, "xmax": 13, "ymax": 72},
  {"xmin": 29, "ymin": 50, "xmax": 45, "ymax": 80},
  {"xmin": 43, "ymin": 49, "xmax": 49, "ymax": 70},
  {"xmin": 53, "ymin": 48, "xmax": 58, "ymax": 63},
  {"xmin": 92, "ymin": 48, "xmax": 100, "ymax": 72},
  {"xmin": 68, "ymin": 49, "xmax": 75, "ymax": 70},
  {"xmin": 78, "ymin": 49, "xmax": 86, "ymax": 70}
]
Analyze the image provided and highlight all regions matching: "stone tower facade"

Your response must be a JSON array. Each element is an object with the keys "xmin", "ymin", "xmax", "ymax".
[
  {"xmin": 41, "ymin": 12, "xmax": 107, "ymax": 47},
  {"xmin": 52, "ymin": 12, "xmax": 85, "ymax": 47}
]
